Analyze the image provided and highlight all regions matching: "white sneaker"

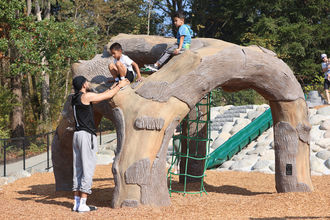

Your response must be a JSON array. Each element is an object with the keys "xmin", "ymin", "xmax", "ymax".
[
  {"xmin": 78, "ymin": 204, "xmax": 97, "ymax": 213},
  {"xmin": 72, "ymin": 204, "xmax": 79, "ymax": 212},
  {"xmin": 144, "ymin": 64, "xmax": 158, "ymax": 72}
]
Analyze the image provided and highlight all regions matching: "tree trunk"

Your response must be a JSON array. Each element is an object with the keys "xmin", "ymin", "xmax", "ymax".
[
  {"xmin": 64, "ymin": 58, "xmax": 71, "ymax": 99},
  {"xmin": 8, "ymin": 39, "xmax": 25, "ymax": 139},
  {"xmin": 35, "ymin": 0, "xmax": 42, "ymax": 21},
  {"xmin": 0, "ymin": 54, "xmax": 10, "ymax": 87},
  {"xmin": 26, "ymin": 0, "xmax": 32, "ymax": 16},
  {"xmin": 27, "ymin": 73, "xmax": 39, "ymax": 121},
  {"xmin": 44, "ymin": 0, "xmax": 50, "ymax": 19},
  {"xmin": 34, "ymin": 0, "xmax": 50, "ymax": 129},
  {"xmin": 41, "ymin": 56, "xmax": 50, "ymax": 129},
  {"xmin": 10, "ymin": 74, "xmax": 25, "ymax": 138}
]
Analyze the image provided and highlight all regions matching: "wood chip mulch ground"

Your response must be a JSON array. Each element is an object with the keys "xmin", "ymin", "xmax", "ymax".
[{"xmin": 0, "ymin": 164, "xmax": 329, "ymax": 219}]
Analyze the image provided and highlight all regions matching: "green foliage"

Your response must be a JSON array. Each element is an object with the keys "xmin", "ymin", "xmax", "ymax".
[
  {"xmin": 0, "ymin": 86, "xmax": 15, "ymax": 138},
  {"xmin": 1, "ymin": 0, "xmax": 328, "ymax": 138},
  {"xmin": 100, "ymin": 118, "xmax": 116, "ymax": 132},
  {"xmin": 191, "ymin": 0, "xmax": 330, "ymax": 85},
  {"xmin": 0, "ymin": 0, "xmax": 99, "ymax": 135},
  {"xmin": 9, "ymin": 17, "xmax": 98, "ymax": 76},
  {"xmin": 212, "ymin": 88, "xmax": 266, "ymax": 106},
  {"xmin": 1, "ymin": 0, "xmax": 163, "ymax": 137},
  {"xmin": 303, "ymin": 74, "xmax": 325, "ymax": 94},
  {"xmin": 28, "ymin": 142, "xmax": 46, "ymax": 154},
  {"xmin": 0, "ymin": 38, "xmax": 8, "ymax": 52},
  {"xmin": 54, "ymin": 0, "xmax": 157, "ymax": 46}
]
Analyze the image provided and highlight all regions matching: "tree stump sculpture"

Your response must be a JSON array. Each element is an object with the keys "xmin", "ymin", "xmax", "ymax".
[{"xmin": 52, "ymin": 34, "xmax": 313, "ymax": 208}]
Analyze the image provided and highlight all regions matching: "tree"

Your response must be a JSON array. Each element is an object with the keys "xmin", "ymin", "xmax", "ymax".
[
  {"xmin": 154, "ymin": 0, "xmax": 191, "ymax": 36},
  {"xmin": 0, "ymin": 0, "xmax": 163, "ymax": 137},
  {"xmin": 54, "ymin": 0, "xmax": 156, "ymax": 46},
  {"xmin": 0, "ymin": 0, "xmax": 98, "ymax": 136},
  {"xmin": 191, "ymin": 0, "xmax": 330, "ymax": 86},
  {"xmin": 0, "ymin": 0, "xmax": 26, "ymax": 138}
]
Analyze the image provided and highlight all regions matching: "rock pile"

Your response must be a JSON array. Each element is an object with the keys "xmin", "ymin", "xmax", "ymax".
[
  {"xmin": 305, "ymin": 90, "xmax": 326, "ymax": 108},
  {"xmin": 214, "ymin": 105, "xmax": 330, "ymax": 175},
  {"xmin": 210, "ymin": 104, "xmax": 269, "ymax": 153}
]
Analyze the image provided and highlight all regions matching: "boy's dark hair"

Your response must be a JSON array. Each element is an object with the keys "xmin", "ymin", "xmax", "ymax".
[
  {"xmin": 174, "ymin": 11, "xmax": 185, "ymax": 20},
  {"xmin": 110, "ymin": 42, "xmax": 122, "ymax": 51}
]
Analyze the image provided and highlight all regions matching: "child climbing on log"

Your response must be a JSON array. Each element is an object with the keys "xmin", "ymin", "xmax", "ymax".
[
  {"xmin": 108, "ymin": 42, "xmax": 142, "ymax": 82},
  {"xmin": 145, "ymin": 11, "xmax": 193, "ymax": 72}
]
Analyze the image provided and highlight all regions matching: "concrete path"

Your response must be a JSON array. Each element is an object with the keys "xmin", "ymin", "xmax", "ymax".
[
  {"xmin": 96, "ymin": 132, "xmax": 117, "ymax": 165},
  {"xmin": 0, "ymin": 132, "xmax": 117, "ymax": 177},
  {"xmin": 0, "ymin": 151, "xmax": 52, "ymax": 177}
]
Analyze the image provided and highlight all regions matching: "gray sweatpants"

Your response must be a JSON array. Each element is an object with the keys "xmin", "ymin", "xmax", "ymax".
[
  {"xmin": 72, "ymin": 130, "xmax": 98, "ymax": 194},
  {"xmin": 157, "ymin": 44, "xmax": 186, "ymax": 66}
]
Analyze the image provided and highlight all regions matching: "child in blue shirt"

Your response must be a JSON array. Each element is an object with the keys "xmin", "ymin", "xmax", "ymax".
[{"xmin": 145, "ymin": 11, "xmax": 193, "ymax": 72}]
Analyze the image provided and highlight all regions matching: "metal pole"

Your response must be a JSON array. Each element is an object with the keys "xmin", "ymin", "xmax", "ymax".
[
  {"xmin": 147, "ymin": 0, "xmax": 153, "ymax": 35},
  {"xmin": 47, "ymin": 133, "xmax": 50, "ymax": 170},
  {"xmin": 23, "ymin": 138, "xmax": 25, "ymax": 170},
  {"xmin": 3, "ymin": 141, "xmax": 6, "ymax": 177}
]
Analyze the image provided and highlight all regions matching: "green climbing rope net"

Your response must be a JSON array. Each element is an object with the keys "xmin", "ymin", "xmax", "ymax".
[{"xmin": 167, "ymin": 93, "xmax": 212, "ymax": 196}]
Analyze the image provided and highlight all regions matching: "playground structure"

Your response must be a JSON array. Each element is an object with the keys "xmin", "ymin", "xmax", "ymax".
[
  {"xmin": 167, "ymin": 93, "xmax": 273, "ymax": 196},
  {"xmin": 52, "ymin": 34, "xmax": 313, "ymax": 208},
  {"xmin": 168, "ymin": 93, "xmax": 212, "ymax": 196}
]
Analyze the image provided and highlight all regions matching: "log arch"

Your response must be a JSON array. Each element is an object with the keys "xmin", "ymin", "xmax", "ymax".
[{"xmin": 52, "ymin": 34, "xmax": 313, "ymax": 208}]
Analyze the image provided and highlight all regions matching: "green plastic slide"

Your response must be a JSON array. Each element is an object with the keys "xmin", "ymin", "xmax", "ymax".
[{"xmin": 206, "ymin": 108, "xmax": 273, "ymax": 169}]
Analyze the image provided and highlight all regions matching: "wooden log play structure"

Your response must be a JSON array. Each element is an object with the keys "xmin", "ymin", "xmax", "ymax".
[{"xmin": 52, "ymin": 34, "xmax": 313, "ymax": 208}]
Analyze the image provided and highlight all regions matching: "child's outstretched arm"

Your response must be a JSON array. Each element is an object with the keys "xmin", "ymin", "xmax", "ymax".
[
  {"xmin": 174, "ymin": 35, "xmax": 185, "ymax": 55},
  {"xmin": 132, "ymin": 61, "xmax": 142, "ymax": 82}
]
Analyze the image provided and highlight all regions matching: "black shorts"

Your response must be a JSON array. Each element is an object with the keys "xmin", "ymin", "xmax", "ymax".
[
  {"xmin": 125, "ymin": 69, "xmax": 135, "ymax": 82},
  {"xmin": 325, "ymin": 79, "xmax": 330, "ymax": 90}
]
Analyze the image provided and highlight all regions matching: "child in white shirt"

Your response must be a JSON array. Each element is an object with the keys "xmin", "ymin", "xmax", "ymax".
[{"xmin": 108, "ymin": 43, "xmax": 142, "ymax": 82}]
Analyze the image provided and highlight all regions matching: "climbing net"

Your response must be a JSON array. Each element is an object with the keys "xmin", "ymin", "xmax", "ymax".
[{"xmin": 167, "ymin": 93, "xmax": 212, "ymax": 196}]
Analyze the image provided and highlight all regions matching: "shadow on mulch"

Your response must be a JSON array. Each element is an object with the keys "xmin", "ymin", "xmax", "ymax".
[
  {"xmin": 204, "ymin": 183, "xmax": 273, "ymax": 196},
  {"xmin": 169, "ymin": 180, "xmax": 272, "ymax": 196},
  {"xmin": 16, "ymin": 177, "xmax": 114, "ymax": 209}
]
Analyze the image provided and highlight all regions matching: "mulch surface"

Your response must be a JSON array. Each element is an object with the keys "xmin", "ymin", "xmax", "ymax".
[{"xmin": 0, "ymin": 164, "xmax": 329, "ymax": 219}]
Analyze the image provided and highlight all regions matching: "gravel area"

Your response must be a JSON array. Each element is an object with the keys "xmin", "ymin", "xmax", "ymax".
[{"xmin": 0, "ymin": 164, "xmax": 329, "ymax": 219}]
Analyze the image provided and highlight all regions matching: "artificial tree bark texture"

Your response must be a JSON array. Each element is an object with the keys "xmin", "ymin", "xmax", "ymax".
[
  {"xmin": 52, "ymin": 34, "xmax": 313, "ymax": 208},
  {"xmin": 270, "ymin": 98, "xmax": 313, "ymax": 192}
]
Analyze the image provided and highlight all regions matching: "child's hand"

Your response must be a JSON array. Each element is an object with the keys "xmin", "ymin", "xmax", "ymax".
[
  {"xmin": 136, "ymin": 77, "xmax": 143, "ymax": 82},
  {"xmin": 173, "ymin": 48, "xmax": 180, "ymax": 55}
]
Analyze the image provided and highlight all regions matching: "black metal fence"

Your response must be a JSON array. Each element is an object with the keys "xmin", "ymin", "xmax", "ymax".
[
  {"xmin": 0, "ymin": 118, "xmax": 114, "ymax": 177},
  {"xmin": 0, "ymin": 131, "xmax": 55, "ymax": 177}
]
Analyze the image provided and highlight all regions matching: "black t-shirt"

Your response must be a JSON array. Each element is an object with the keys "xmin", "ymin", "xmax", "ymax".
[{"xmin": 71, "ymin": 92, "xmax": 97, "ymax": 135}]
